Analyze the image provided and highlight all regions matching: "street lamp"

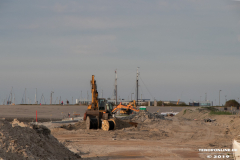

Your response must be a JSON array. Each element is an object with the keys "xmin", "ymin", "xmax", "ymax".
[
  {"xmin": 219, "ymin": 90, "xmax": 222, "ymax": 106},
  {"xmin": 131, "ymin": 93, "xmax": 134, "ymax": 101}
]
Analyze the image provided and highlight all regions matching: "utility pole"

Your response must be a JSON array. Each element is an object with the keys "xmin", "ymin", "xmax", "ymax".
[
  {"xmin": 25, "ymin": 88, "xmax": 26, "ymax": 104},
  {"xmin": 136, "ymin": 67, "xmax": 139, "ymax": 106},
  {"xmin": 13, "ymin": 94, "xmax": 15, "ymax": 104},
  {"xmin": 35, "ymin": 88, "xmax": 37, "ymax": 104},
  {"xmin": 115, "ymin": 70, "xmax": 117, "ymax": 105},
  {"xmin": 131, "ymin": 93, "xmax": 134, "ymax": 101},
  {"xmin": 81, "ymin": 90, "xmax": 82, "ymax": 101},
  {"xmin": 219, "ymin": 90, "xmax": 221, "ymax": 106},
  {"xmin": 87, "ymin": 91, "xmax": 89, "ymax": 101},
  {"xmin": 10, "ymin": 87, "xmax": 13, "ymax": 104},
  {"xmin": 50, "ymin": 91, "xmax": 54, "ymax": 105}
]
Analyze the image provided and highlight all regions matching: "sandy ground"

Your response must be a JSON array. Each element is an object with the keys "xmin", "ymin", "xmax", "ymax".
[
  {"xmin": 1, "ymin": 105, "xmax": 239, "ymax": 159},
  {"xmin": 0, "ymin": 105, "xmax": 196, "ymax": 122}
]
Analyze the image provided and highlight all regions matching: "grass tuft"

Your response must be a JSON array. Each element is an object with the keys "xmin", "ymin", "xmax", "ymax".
[{"xmin": 209, "ymin": 111, "xmax": 232, "ymax": 115}]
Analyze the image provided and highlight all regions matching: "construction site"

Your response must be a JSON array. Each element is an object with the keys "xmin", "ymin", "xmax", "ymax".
[{"xmin": 0, "ymin": 75, "xmax": 240, "ymax": 160}]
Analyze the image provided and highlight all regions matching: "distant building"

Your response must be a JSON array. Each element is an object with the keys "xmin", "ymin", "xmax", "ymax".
[
  {"xmin": 163, "ymin": 101, "xmax": 185, "ymax": 105},
  {"xmin": 189, "ymin": 101, "xmax": 213, "ymax": 107}
]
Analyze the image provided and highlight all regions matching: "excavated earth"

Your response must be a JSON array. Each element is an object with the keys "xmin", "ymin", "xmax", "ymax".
[
  {"xmin": 2, "ymin": 107, "xmax": 240, "ymax": 159},
  {"xmin": 0, "ymin": 119, "xmax": 80, "ymax": 160},
  {"xmin": 52, "ymin": 109, "xmax": 240, "ymax": 159}
]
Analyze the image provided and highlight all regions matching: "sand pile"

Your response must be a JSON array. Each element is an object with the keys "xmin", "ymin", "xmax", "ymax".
[
  {"xmin": 110, "ymin": 118, "xmax": 132, "ymax": 129},
  {"xmin": 61, "ymin": 121, "xmax": 86, "ymax": 130},
  {"xmin": 61, "ymin": 118, "xmax": 133, "ymax": 130},
  {"xmin": 176, "ymin": 107, "xmax": 216, "ymax": 120},
  {"xmin": 0, "ymin": 119, "xmax": 80, "ymax": 160},
  {"xmin": 121, "ymin": 110, "xmax": 165, "ymax": 123}
]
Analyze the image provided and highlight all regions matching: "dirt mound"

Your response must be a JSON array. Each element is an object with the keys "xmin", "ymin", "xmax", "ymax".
[
  {"xmin": 176, "ymin": 107, "xmax": 214, "ymax": 120},
  {"xmin": 0, "ymin": 119, "xmax": 80, "ymax": 160},
  {"xmin": 61, "ymin": 121, "xmax": 86, "ymax": 130},
  {"xmin": 121, "ymin": 110, "xmax": 165, "ymax": 123},
  {"xmin": 61, "ymin": 118, "xmax": 133, "ymax": 130},
  {"xmin": 11, "ymin": 118, "xmax": 29, "ymax": 128},
  {"xmin": 110, "ymin": 118, "xmax": 132, "ymax": 129}
]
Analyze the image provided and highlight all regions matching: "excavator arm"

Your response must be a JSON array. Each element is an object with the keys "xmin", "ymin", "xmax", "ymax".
[{"xmin": 112, "ymin": 101, "xmax": 139, "ymax": 114}]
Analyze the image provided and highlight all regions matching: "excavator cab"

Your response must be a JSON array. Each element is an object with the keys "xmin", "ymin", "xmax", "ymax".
[
  {"xmin": 98, "ymin": 98, "xmax": 107, "ymax": 111},
  {"xmin": 106, "ymin": 102, "xmax": 114, "ymax": 112}
]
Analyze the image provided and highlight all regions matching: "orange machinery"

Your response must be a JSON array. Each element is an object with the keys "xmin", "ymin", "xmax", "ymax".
[{"xmin": 112, "ymin": 100, "xmax": 139, "ymax": 115}]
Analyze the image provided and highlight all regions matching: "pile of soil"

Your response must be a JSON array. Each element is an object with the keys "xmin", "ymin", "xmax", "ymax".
[
  {"xmin": 60, "ymin": 121, "xmax": 86, "ymax": 130},
  {"xmin": 110, "ymin": 118, "xmax": 132, "ymax": 129},
  {"xmin": 175, "ymin": 107, "xmax": 215, "ymax": 120},
  {"xmin": 61, "ymin": 118, "xmax": 133, "ymax": 130},
  {"xmin": 0, "ymin": 119, "xmax": 80, "ymax": 160},
  {"xmin": 121, "ymin": 110, "xmax": 165, "ymax": 123}
]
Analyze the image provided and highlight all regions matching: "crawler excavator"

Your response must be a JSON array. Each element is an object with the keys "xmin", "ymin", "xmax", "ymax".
[
  {"xmin": 84, "ymin": 75, "xmax": 114, "ymax": 130},
  {"xmin": 112, "ymin": 100, "xmax": 139, "ymax": 115}
]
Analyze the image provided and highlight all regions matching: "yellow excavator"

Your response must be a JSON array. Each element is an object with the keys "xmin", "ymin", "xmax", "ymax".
[
  {"xmin": 177, "ymin": 99, "xmax": 180, "ymax": 105},
  {"xmin": 83, "ymin": 75, "xmax": 114, "ymax": 130},
  {"xmin": 112, "ymin": 100, "xmax": 139, "ymax": 115}
]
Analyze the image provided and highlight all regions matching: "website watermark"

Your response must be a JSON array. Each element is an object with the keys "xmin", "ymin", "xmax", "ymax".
[
  {"xmin": 198, "ymin": 148, "xmax": 235, "ymax": 159},
  {"xmin": 199, "ymin": 149, "xmax": 237, "ymax": 152}
]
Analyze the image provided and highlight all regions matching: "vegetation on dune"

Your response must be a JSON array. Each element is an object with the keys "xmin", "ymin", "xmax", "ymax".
[
  {"xmin": 209, "ymin": 110, "xmax": 232, "ymax": 115},
  {"xmin": 202, "ymin": 106, "xmax": 219, "ymax": 112},
  {"xmin": 225, "ymin": 99, "xmax": 239, "ymax": 107},
  {"xmin": 183, "ymin": 109, "xmax": 187, "ymax": 115}
]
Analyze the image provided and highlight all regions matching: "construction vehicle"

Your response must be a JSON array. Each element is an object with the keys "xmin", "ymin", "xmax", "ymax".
[
  {"xmin": 84, "ymin": 75, "xmax": 114, "ymax": 130},
  {"xmin": 176, "ymin": 99, "xmax": 180, "ymax": 105},
  {"xmin": 112, "ymin": 100, "xmax": 139, "ymax": 115}
]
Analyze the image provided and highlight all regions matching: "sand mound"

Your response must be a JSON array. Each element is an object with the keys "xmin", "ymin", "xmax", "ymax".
[
  {"xmin": 61, "ymin": 118, "xmax": 132, "ymax": 130},
  {"xmin": 121, "ymin": 110, "xmax": 165, "ymax": 123},
  {"xmin": 110, "ymin": 118, "xmax": 132, "ymax": 129},
  {"xmin": 11, "ymin": 118, "xmax": 29, "ymax": 128},
  {"xmin": 61, "ymin": 121, "xmax": 86, "ymax": 130},
  {"xmin": 0, "ymin": 119, "xmax": 80, "ymax": 160},
  {"xmin": 176, "ymin": 107, "xmax": 214, "ymax": 120}
]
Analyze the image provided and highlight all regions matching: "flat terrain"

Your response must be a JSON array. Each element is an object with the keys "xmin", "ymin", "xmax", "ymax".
[
  {"xmin": 0, "ymin": 105, "xmax": 196, "ymax": 122},
  {"xmin": 1, "ymin": 105, "xmax": 239, "ymax": 159}
]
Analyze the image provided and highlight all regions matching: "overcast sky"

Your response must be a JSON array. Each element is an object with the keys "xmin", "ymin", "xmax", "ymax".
[{"xmin": 0, "ymin": 0, "xmax": 240, "ymax": 105}]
